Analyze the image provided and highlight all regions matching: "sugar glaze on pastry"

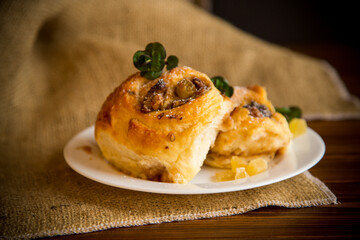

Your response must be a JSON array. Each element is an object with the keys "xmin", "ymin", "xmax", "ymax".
[
  {"xmin": 95, "ymin": 66, "xmax": 234, "ymax": 184},
  {"xmin": 205, "ymin": 85, "xmax": 291, "ymax": 169}
]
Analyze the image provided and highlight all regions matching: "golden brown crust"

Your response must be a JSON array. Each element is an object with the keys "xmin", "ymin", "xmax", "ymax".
[
  {"xmin": 95, "ymin": 66, "xmax": 234, "ymax": 183},
  {"xmin": 205, "ymin": 85, "xmax": 291, "ymax": 168}
]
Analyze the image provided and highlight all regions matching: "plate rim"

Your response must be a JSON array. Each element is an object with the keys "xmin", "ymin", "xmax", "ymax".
[{"xmin": 64, "ymin": 126, "xmax": 325, "ymax": 195}]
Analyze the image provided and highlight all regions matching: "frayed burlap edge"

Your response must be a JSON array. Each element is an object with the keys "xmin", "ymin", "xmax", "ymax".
[
  {"xmin": 10, "ymin": 171, "xmax": 337, "ymax": 240},
  {"xmin": 305, "ymin": 61, "xmax": 360, "ymax": 121}
]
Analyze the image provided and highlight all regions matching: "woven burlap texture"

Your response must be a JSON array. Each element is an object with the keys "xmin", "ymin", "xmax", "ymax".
[{"xmin": 0, "ymin": 0, "xmax": 353, "ymax": 239}]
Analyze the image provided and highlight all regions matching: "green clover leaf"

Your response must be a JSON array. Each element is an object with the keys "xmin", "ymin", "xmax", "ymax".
[
  {"xmin": 133, "ymin": 42, "xmax": 178, "ymax": 80},
  {"xmin": 210, "ymin": 76, "xmax": 234, "ymax": 97},
  {"xmin": 275, "ymin": 106, "xmax": 302, "ymax": 122},
  {"xmin": 166, "ymin": 55, "xmax": 179, "ymax": 70}
]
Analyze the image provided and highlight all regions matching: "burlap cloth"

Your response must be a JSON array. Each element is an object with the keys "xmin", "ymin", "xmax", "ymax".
[{"xmin": 1, "ymin": 0, "xmax": 358, "ymax": 239}]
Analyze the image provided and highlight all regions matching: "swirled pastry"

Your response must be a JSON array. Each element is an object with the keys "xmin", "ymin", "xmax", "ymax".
[
  {"xmin": 205, "ymin": 85, "xmax": 291, "ymax": 169},
  {"xmin": 95, "ymin": 66, "xmax": 234, "ymax": 183}
]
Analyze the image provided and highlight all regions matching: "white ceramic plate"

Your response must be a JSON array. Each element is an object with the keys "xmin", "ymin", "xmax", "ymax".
[{"xmin": 64, "ymin": 126, "xmax": 325, "ymax": 195}]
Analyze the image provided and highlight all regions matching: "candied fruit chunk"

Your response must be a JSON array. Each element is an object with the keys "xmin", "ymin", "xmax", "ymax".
[
  {"xmin": 246, "ymin": 158, "xmax": 268, "ymax": 176},
  {"xmin": 235, "ymin": 167, "xmax": 248, "ymax": 179},
  {"xmin": 231, "ymin": 156, "xmax": 248, "ymax": 172},
  {"xmin": 289, "ymin": 118, "xmax": 307, "ymax": 138},
  {"xmin": 215, "ymin": 170, "xmax": 235, "ymax": 182}
]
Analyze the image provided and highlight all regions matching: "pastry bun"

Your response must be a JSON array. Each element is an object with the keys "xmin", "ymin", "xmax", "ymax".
[
  {"xmin": 95, "ymin": 66, "xmax": 234, "ymax": 183},
  {"xmin": 205, "ymin": 85, "xmax": 291, "ymax": 168}
]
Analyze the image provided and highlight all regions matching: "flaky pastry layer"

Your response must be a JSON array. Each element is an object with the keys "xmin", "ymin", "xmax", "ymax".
[
  {"xmin": 95, "ymin": 66, "xmax": 233, "ymax": 183},
  {"xmin": 205, "ymin": 85, "xmax": 291, "ymax": 168}
]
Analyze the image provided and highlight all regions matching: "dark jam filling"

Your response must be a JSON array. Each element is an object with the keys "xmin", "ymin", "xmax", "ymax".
[
  {"xmin": 243, "ymin": 101, "xmax": 272, "ymax": 118},
  {"xmin": 141, "ymin": 78, "xmax": 209, "ymax": 113},
  {"xmin": 141, "ymin": 79, "xmax": 167, "ymax": 113}
]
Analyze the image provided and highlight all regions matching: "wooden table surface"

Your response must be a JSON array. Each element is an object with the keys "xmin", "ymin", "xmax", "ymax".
[{"xmin": 47, "ymin": 44, "xmax": 360, "ymax": 239}]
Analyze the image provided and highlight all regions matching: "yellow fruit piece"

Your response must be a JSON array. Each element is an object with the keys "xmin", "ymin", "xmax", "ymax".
[
  {"xmin": 231, "ymin": 156, "xmax": 248, "ymax": 172},
  {"xmin": 246, "ymin": 158, "xmax": 268, "ymax": 176},
  {"xmin": 289, "ymin": 118, "xmax": 307, "ymax": 138},
  {"xmin": 215, "ymin": 170, "xmax": 235, "ymax": 182},
  {"xmin": 235, "ymin": 167, "xmax": 248, "ymax": 179}
]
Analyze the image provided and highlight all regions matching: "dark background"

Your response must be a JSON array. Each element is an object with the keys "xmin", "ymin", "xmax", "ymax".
[
  {"xmin": 209, "ymin": 0, "xmax": 360, "ymax": 97},
  {"xmin": 211, "ymin": 0, "xmax": 359, "ymax": 48}
]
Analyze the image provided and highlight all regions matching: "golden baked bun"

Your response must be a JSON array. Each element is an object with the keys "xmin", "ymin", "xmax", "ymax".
[
  {"xmin": 205, "ymin": 85, "xmax": 291, "ymax": 169},
  {"xmin": 95, "ymin": 66, "xmax": 234, "ymax": 183}
]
